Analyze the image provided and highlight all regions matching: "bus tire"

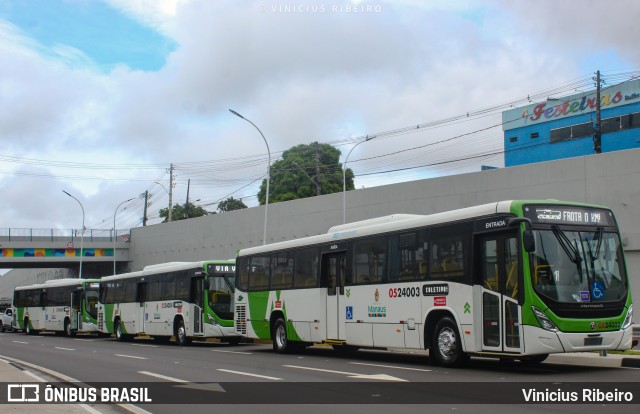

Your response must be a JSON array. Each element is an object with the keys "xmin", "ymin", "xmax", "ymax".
[
  {"xmin": 115, "ymin": 320, "xmax": 128, "ymax": 342},
  {"xmin": 431, "ymin": 316, "xmax": 467, "ymax": 368},
  {"xmin": 24, "ymin": 319, "xmax": 36, "ymax": 335},
  {"xmin": 174, "ymin": 319, "xmax": 190, "ymax": 346},
  {"xmin": 64, "ymin": 319, "xmax": 75, "ymax": 337},
  {"xmin": 0, "ymin": 320, "xmax": 4, "ymax": 332},
  {"xmin": 272, "ymin": 318, "xmax": 295, "ymax": 354}
]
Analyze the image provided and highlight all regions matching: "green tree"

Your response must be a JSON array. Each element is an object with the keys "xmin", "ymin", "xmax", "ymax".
[
  {"xmin": 159, "ymin": 202, "xmax": 209, "ymax": 222},
  {"xmin": 218, "ymin": 197, "xmax": 248, "ymax": 212},
  {"xmin": 257, "ymin": 142, "xmax": 354, "ymax": 204}
]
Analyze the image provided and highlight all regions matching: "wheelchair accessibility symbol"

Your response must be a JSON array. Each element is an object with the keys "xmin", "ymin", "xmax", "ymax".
[
  {"xmin": 591, "ymin": 281, "xmax": 605, "ymax": 300},
  {"xmin": 346, "ymin": 306, "xmax": 353, "ymax": 320}
]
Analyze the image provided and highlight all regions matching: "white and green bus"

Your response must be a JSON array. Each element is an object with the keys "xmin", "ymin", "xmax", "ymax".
[
  {"xmin": 98, "ymin": 260, "xmax": 240, "ymax": 345},
  {"xmin": 13, "ymin": 278, "xmax": 101, "ymax": 336},
  {"xmin": 234, "ymin": 200, "xmax": 634, "ymax": 367}
]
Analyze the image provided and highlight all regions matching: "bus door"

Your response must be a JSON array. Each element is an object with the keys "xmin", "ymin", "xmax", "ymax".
[
  {"xmin": 137, "ymin": 281, "xmax": 146, "ymax": 333},
  {"xmin": 71, "ymin": 290, "xmax": 81, "ymax": 330},
  {"xmin": 477, "ymin": 232, "xmax": 523, "ymax": 354},
  {"xmin": 191, "ymin": 277, "xmax": 204, "ymax": 335},
  {"xmin": 321, "ymin": 251, "xmax": 346, "ymax": 341}
]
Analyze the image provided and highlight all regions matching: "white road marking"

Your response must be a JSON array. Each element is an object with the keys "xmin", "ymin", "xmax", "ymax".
[
  {"xmin": 217, "ymin": 369, "xmax": 282, "ymax": 381},
  {"xmin": 72, "ymin": 338, "xmax": 94, "ymax": 342},
  {"xmin": 12, "ymin": 341, "xmax": 29, "ymax": 344},
  {"xmin": 283, "ymin": 364, "xmax": 407, "ymax": 382},
  {"xmin": 114, "ymin": 354, "xmax": 148, "ymax": 360},
  {"xmin": 138, "ymin": 370, "xmax": 187, "ymax": 383},
  {"xmin": 24, "ymin": 370, "xmax": 47, "ymax": 382},
  {"xmin": 54, "ymin": 347, "xmax": 76, "ymax": 351},
  {"xmin": 211, "ymin": 349, "xmax": 253, "ymax": 355},
  {"xmin": 350, "ymin": 362, "xmax": 432, "ymax": 372},
  {"xmin": 131, "ymin": 343, "xmax": 159, "ymax": 348}
]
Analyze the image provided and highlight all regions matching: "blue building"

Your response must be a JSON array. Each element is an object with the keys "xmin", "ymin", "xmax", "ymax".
[{"xmin": 503, "ymin": 79, "xmax": 640, "ymax": 167}]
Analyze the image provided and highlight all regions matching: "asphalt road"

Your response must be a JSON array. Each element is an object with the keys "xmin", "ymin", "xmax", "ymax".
[{"xmin": 1, "ymin": 331, "xmax": 638, "ymax": 414}]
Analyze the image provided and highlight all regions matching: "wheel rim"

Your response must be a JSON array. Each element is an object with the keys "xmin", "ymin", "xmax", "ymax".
[
  {"xmin": 437, "ymin": 327, "xmax": 457, "ymax": 360},
  {"xmin": 177, "ymin": 325, "xmax": 185, "ymax": 344},
  {"xmin": 275, "ymin": 324, "xmax": 286, "ymax": 349}
]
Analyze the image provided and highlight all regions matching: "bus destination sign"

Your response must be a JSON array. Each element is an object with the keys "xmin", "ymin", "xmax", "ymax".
[{"xmin": 524, "ymin": 205, "xmax": 615, "ymax": 226}]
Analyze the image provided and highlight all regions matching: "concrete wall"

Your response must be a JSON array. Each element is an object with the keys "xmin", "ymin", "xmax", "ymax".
[
  {"xmin": 128, "ymin": 148, "xmax": 640, "ymax": 309},
  {"xmin": 2, "ymin": 148, "xmax": 638, "ymax": 309}
]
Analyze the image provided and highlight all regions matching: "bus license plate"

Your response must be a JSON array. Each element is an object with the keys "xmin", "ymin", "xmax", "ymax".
[{"xmin": 584, "ymin": 337, "xmax": 603, "ymax": 346}]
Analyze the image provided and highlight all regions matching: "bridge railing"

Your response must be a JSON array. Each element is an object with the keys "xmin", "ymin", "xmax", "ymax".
[{"xmin": 0, "ymin": 228, "xmax": 131, "ymax": 243}]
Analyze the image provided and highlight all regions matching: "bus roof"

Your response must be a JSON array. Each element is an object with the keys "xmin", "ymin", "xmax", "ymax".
[
  {"xmin": 14, "ymin": 278, "xmax": 100, "ymax": 291},
  {"xmin": 238, "ymin": 199, "xmax": 611, "ymax": 257},
  {"xmin": 101, "ymin": 259, "xmax": 235, "ymax": 282}
]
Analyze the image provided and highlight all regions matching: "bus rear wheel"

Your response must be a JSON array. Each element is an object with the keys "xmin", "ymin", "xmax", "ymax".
[{"xmin": 431, "ymin": 316, "xmax": 467, "ymax": 367}]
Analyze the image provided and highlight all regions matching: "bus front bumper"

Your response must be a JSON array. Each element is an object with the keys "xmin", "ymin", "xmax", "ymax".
[{"xmin": 523, "ymin": 325, "xmax": 633, "ymax": 354}]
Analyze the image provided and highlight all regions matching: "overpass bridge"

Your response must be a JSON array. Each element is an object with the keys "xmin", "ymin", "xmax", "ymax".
[{"xmin": 0, "ymin": 228, "xmax": 131, "ymax": 275}]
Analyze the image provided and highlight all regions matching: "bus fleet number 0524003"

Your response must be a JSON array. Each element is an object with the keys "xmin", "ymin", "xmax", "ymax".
[{"xmin": 388, "ymin": 286, "xmax": 421, "ymax": 298}]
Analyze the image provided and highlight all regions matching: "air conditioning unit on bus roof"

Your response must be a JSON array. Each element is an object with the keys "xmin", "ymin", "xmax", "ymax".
[{"xmin": 328, "ymin": 214, "xmax": 424, "ymax": 234}]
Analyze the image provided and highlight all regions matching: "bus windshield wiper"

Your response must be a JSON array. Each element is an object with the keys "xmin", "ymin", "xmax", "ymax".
[
  {"xmin": 552, "ymin": 225, "xmax": 584, "ymax": 282},
  {"xmin": 585, "ymin": 227, "xmax": 604, "ymax": 283}
]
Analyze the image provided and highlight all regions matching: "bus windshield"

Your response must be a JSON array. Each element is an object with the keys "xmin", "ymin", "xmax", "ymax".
[
  {"xmin": 530, "ymin": 228, "xmax": 628, "ymax": 304},
  {"xmin": 85, "ymin": 286, "xmax": 99, "ymax": 320},
  {"xmin": 207, "ymin": 269, "xmax": 235, "ymax": 321}
]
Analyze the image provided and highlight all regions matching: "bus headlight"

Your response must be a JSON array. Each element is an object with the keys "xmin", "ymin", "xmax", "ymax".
[
  {"xmin": 622, "ymin": 305, "xmax": 633, "ymax": 330},
  {"xmin": 532, "ymin": 306, "xmax": 558, "ymax": 332}
]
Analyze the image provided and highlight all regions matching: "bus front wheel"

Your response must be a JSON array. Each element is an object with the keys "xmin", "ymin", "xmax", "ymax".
[
  {"xmin": 115, "ymin": 320, "xmax": 127, "ymax": 342},
  {"xmin": 431, "ymin": 317, "xmax": 467, "ymax": 367},
  {"xmin": 24, "ymin": 319, "xmax": 36, "ymax": 335},
  {"xmin": 64, "ymin": 320, "xmax": 75, "ymax": 337},
  {"xmin": 174, "ymin": 319, "xmax": 190, "ymax": 346},
  {"xmin": 272, "ymin": 318, "xmax": 294, "ymax": 354}
]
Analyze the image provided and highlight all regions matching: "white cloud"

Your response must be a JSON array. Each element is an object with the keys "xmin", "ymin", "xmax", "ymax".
[{"xmin": 1, "ymin": 0, "xmax": 638, "ymax": 231}]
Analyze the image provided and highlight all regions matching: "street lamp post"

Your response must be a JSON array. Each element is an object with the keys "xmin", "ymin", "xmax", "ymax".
[
  {"xmin": 62, "ymin": 190, "xmax": 85, "ymax": 279},
  {"xmin": 113, "ymin": 197, "xmax": 134, "ymax": 275},
  {"xmin": 229, "ymin": 109, "xmax": 271, "ymax": 245},
  {"xmin": 343, "ymin": 136, "xmax": 373, "ymax": 224}
]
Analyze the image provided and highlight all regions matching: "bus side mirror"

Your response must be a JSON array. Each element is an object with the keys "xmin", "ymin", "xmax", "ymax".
[
  {"xmin": 523, "ymin": 230, "xmax": 536, "ymax": 253},
  {"xmin": 507, "ymin": 217, "xmax": 535, "ymax": 252}
]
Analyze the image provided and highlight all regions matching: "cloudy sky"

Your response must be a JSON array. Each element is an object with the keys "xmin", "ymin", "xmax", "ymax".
[{"xmin": 0, "ymin": 0, "xmax": 638, "ymax": 233}]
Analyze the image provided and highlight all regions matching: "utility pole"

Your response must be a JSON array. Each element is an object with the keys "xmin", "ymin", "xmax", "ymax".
[
  {"xmin": 168, "ymin": 163, "xmax": 174, "ymax": 222},
  {"xmin": 314, "ymin": 142, "xmax": 321, "ymax": 196},
  {"xmin": 593, "ymin": 70, "xmax": 603, "ymax": 154},
  {"xmin": 185, "ymin": 179, "xmax": 191, "ymax": 219},
  {"xmin": 142, "ymin": 191, "xmax": 149, "ymax": 226}
]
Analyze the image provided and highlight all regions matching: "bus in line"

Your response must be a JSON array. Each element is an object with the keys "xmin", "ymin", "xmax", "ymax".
[
  {"xmin": 98, "ymin": 260, "xmax": 239, "ymax": 345},
  {"xmin": 13, "ymin": 278, "xmax": 101, "ymax": 336},
  {"xmin": 234, "ymin": 200, "xmax": 634, "ymax": 367}
]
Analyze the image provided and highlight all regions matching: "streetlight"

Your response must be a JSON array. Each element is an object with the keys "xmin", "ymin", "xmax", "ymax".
[
  {"xmin": 154, "ymin": 181, "xmax": 172, "ymax": 223},
  {"xmin": 229, "ymin": 109, "xmax": 271, "ymax": 245},
  {"xmin": 113, "ymin": 197, "xmax": 134, "ymax": 275},
  {"xmin": 343, "ymin": 136, "xmax": 373, "ymax": 224},
  {"xmin": 62, "ymin": 190, "xmax": 85, "ymax": 279}
]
